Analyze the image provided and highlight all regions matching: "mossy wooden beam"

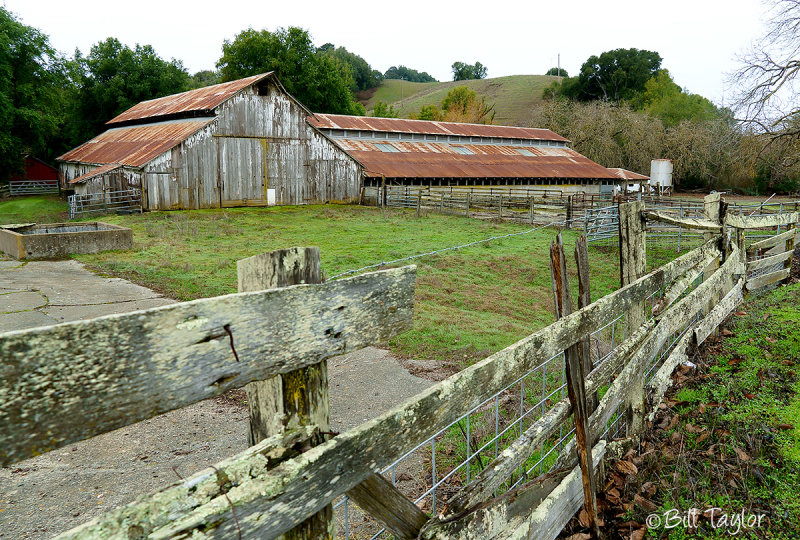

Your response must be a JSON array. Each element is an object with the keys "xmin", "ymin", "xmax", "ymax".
[
  {"xmin": 0, "ymin": 265, "xmax": 416, "ymax": 466},
  {"xmin": 726, "ymin": 211, "xmax": 798, "ymax": 229}
]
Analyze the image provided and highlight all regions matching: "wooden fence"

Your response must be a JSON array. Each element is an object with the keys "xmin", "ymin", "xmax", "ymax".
[{"xmin": 0, "ymin": 195, "xmax": 796, "ymax": 539}]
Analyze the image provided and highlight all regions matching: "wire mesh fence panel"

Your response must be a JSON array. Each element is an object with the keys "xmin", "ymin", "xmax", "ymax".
[{"xmin": 68, "ymin": 189, "xmax": 142, "ymax": 219}]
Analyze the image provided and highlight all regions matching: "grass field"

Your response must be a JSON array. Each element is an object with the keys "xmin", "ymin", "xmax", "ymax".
[
  {"xmin": 75, "ymin": 205, "xmax": 622, "ymax": 366},
  {"xmin": 0, "ymin": 195, "xmax": 68, "ymax": 224},
  {"xmin": 358, "ymin": 75, "xmax": 556, "ymax": 126}
]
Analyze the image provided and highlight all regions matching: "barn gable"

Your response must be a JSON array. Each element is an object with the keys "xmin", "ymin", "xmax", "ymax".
[{"xmin": 57, "ymin": 74, "xmax": 364, "ymax": 210}]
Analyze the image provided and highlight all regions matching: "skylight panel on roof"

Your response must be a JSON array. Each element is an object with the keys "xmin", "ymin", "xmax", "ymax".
[
  {"xmin": 452, "ymin": 146, "xmax": 474, "ymax": 155},
  {"xmin": 375, "ymin": 143, "xmax": 400, "ymax": 152},
  {"xmin": 517, "ymin": 148, "xmax": 534, "ymax": 156}
]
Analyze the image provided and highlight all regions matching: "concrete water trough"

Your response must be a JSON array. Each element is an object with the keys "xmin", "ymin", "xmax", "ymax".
[{"xmin": 0, "ymin": 222, "xmax": 133, "ymax": 260}]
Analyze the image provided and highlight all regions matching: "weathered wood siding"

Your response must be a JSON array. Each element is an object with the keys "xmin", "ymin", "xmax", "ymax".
[
  {"xmin": 212, "ymin": 81, "xmax": 362, "ymax": 206},
  {"xmin": 61, "ymin": 80, "xmax": 362, "ymax": 211},
  {"xmin": 60, "ymin": 164, "xmax": 142, "ymax": 197}
]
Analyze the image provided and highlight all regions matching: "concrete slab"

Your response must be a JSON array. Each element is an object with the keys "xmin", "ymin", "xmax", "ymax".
[
  {"xmin": 0, "ymin": 291, "xmax": 47, "ymax": 313},
  {"xmin": 0, "ymin": 310, "xmax": 58, "ymax": 332},
  {"xmin": 328, "ymin": 348, "xmax": 433, "ymax": 433}
]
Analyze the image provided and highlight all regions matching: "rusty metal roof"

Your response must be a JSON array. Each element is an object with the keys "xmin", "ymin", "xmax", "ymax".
[
  {"xmin": 106, "ymin": 73, "xmax": 273, "ymax": 125},
  {"xmin": 58, "ymin": 119, "xmax": 214, "ymax": 167},
  {"xmin": 607, "ymin": 168, "xmax": 649, "ymax": 181},
  {"xmin": 334, "ymin": 139, "xmax": 618, "ymax": 179},
  {"xmin": 309, "ymin": 114, "xmax": 569, "ymax": 142},
  {"xmin": 68, "ymin": 163, "xmax": 123, "ymax": 185}
]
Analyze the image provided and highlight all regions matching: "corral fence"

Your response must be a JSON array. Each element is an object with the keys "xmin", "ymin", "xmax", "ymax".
[
  {"xmin": 67, "ymin": 188, "xmax": 142, "ymax": 218},
  {"xmin": 8, "ymin": 178, "xmax": 59, "ymax": 195},
  {"xmin": 366, "ymin": 185, "xmax": 674, "ymax": 227},
  {"xmin": 0, "ymin": 195, "xmax": 795, "ymax": 539}
]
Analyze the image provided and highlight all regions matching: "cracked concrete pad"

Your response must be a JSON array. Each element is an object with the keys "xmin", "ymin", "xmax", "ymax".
[
  {"xmin": 0, "ymin": 310, "xmax": 58, "ymax": 332},
  {"xmin": 0, "ymin": 291, "xmax": 47, "ymax": 313}
]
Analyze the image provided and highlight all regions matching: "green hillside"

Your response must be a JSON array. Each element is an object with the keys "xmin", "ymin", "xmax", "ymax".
[{"xmin": 357, "ymin": 75, "xmax": 558, "ymax": 126}]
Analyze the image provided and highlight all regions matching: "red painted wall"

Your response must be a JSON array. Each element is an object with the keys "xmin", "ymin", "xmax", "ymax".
[{"xmin": 9, "ymin": 156, "xmax": 59, "ymax": 181}]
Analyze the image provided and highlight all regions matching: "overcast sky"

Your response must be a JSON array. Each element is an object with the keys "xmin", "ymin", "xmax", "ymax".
[{"xmin": 4, "ymin": 0, "xmax": 768, "ymax": 105}]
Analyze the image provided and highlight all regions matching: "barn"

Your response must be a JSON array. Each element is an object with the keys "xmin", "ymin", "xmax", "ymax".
[
  {"xmin": 58, "ymin": 73, "xmax": 363, "ymax": 210},
  {"xmin": 306, "ymin": 114, "xmax": 623, "ymax": 196}
]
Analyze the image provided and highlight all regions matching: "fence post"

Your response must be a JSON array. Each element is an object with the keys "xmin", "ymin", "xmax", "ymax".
[
  {"xmin": 566, "ymin": 195, "xmax": 573, "ymax": 229},
  {"xmin": 499, "ymin": 195, "xmax": 504, "ymax": 219},
  {"xmin": 618, "ymin": 200, "xmax": 647, "ymax": 436},
  {"xmin": 550, "ymin": 233, "xmax": 601, "ymax": 538},
  {"xmin": 416, "ymin": 191, "xmax": 422, "ymax": 217},
  {"xmin": 703, "ymin": 193, "xmax": 722, "ymax": 311},
  {"xmin": 465, "ymin": 192, "xmax": 470, "ymax": 218},
  {"xmin": 784, "ymin": 222, "xmax": 795, "ymax": 284},
  {"xmin": 237, "ymin": 247, "xmax": 333, "ymax": 539},
  {"xmin": 529, "ymin": 198, "xmax": 535, "ymax": 224},
  {"xmin": 575, "ymin": 235, "xmax": 598, "ymax": 412}
]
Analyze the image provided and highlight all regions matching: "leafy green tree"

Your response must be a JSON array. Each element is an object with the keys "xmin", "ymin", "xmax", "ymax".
[
  {"xmin": 189, "ymin": 70, "xmax": 219, "ymax": 89},
  {"xmin": 0, "ymin": 7, "xmax": 67, "ymax": 179},
  {"xmin": 634, "ymin": 70, "xmax": 720, "ymax": 126},
  {"xmin": 545, "ymin": 67, "xmax": 568, "ymax": 77},
  {"xmin": 384, "ymin": 65, "xmax": 436, "ymax": 83},
  {"xmin": 416, "ymin": 104, "xmax": 442, "ymax": 121},
  {"xmin": 66, "ymin": 38, "xmax": 190, "ymax": 143},
  {"xmin": 452, "ymin": 61, "xmax": 488, "ymax": 81},
  {"xmin": 562, "ymin": 48, "xmax": 662, "ymax": 102},
  {"xmin": 372, "ymin": 100, "xmax": 398, "ymax": 118},
  {"xmin": 217, "ymin": 27, "xmax": 363, "ymax": 115},
  {"xmin": 440, "ymin": 86, "xmax": 494, "ymax": 123},
  {"xmin": 319, "ymin": 44, "xmax": 382, "ymax": 91}
]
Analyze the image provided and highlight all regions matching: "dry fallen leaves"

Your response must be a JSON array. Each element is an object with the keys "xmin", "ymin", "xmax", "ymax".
[{"xmin": 735, "ymin": 447, "xmax": 751, "ymax": 462}]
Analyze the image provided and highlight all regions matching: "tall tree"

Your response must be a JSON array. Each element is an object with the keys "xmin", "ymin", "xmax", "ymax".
[
  {"xmin": 732, "ymin": 0, "xmax": 800, "ymax": 139},
  {"xmin": 319, "ymin": 44, "xmax": 382, "ymax": 91},
  {"xmin": 217, "ymin": 27, "xmax": 363, "ymax": 115},
  {"xmin": 452, "ymin": 61, "xmax": 487, "ymax": 81},
  {"xmin": 634, "ymin": 70, "xmax": 721, "ymax": 126},
  {"xmin": 0, "ymin": 7, "xmax": 66, "ymax": 179},
  {"xmin": 562, "ymin": 48, "xmax": 662, "ymax": 102},
  {"xmin": 67, "ymin": 38, "xmax": 190, "ymax": 143},
  {"xmin": 189, "ymin": 70, "xmax": 219, "ymax": 89}
]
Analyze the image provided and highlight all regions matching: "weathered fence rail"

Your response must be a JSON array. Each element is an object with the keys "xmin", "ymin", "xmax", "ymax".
[{"xmin": 1, "ymin": 194, "xmax": 795, "ymax": 539}]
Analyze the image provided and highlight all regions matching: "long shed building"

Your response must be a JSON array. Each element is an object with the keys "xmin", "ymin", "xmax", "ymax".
[
  {"xmin": 306, "ymin": 114, "xmax": 622, "ymax": 195},
  {"xmin": 58, "ymin": 73, "xmax": 363, "ymax": 209}
]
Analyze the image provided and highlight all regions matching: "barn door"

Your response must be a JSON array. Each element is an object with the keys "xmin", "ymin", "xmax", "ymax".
[{"xmin": 218, "ymin": 137, "xmax": 268, "ymax": 207}]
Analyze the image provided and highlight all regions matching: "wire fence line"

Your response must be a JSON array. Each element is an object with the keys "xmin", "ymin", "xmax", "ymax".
[{"xmin": 328, "ymin": 219, "xmax": 571, "ymax": 280}]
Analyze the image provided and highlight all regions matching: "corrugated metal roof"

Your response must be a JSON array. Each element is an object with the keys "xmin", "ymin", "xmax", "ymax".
[
  {"xmin": 68, "ymin": 163, "xmax": 123, "ymax": 185},
  {"xmin": 309, "ymin": 114, "xmax": 569, "ymax": 142},
  {"xmin": 58, "ymin": 119, "xmax": 214, "ymax": 167},
  {"xmin": 607, "ymin": 168, "xmax": 649, "ymax": 181},
  {"xmin": 106, "ymin": 73, "xmax": 272, "ymax": 125},
  {"xmin": 334, "ymin": 139, "xmax": 618, "ymax": 179}
]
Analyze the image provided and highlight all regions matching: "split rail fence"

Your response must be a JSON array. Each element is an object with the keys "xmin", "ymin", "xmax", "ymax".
[{"xmin": 0, "ymin": 195, "xmax": 796, "ymax": 539}]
